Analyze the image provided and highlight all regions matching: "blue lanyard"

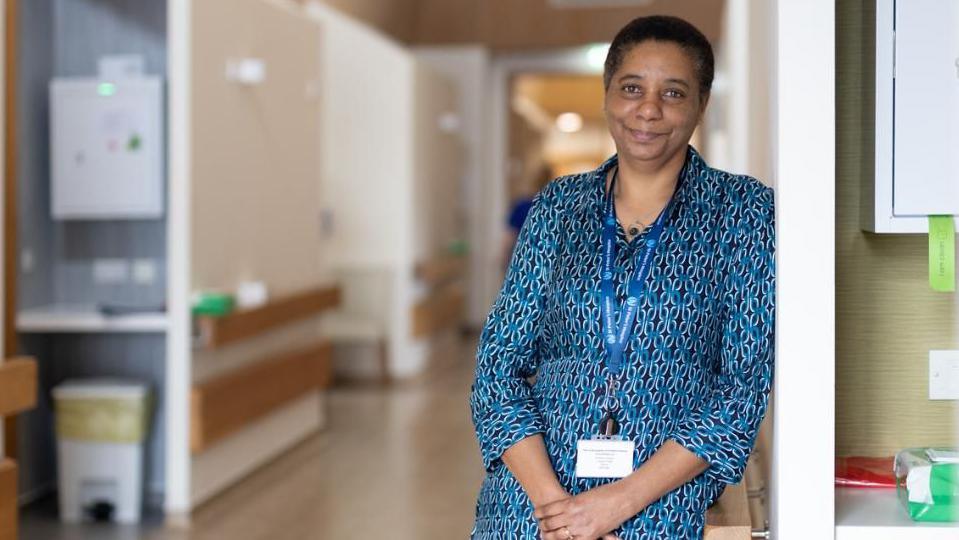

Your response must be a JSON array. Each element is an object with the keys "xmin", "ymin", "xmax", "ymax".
[{"xmin": 600, "ymin": 169, "xmax": 681, "ymax": 377}]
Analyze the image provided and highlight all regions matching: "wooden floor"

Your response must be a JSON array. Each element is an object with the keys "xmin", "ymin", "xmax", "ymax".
[{"xmin": 20, "ymin": 338, "xmax": 486, "ymax": 540}]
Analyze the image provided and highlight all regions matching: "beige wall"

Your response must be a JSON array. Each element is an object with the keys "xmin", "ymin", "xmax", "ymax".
[
  {"xmin": 191, "ymin": 0, "xmax": 324, "ymax": 297},
  {"xmin": 836, "ymin": 0, "xmax": 957, "ymax": 456}
]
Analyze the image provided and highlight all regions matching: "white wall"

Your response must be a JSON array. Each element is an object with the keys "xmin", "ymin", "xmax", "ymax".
[
  {"xmin": 413, "ymin": 46, "xmax": 491, "ymax": 327},
  {"xmin": 308, "ymin": 2, "xmax": 415, "ymax": 270},
  {"xmin": 708, "ymin": 0, "xmax": 774, "ymax": 186},
  {"xmin": 771, "ymin": 0, "xmax": 835, "ymax": 538}
]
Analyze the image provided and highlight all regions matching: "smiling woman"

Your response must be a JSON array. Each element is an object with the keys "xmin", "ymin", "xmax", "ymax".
[{"xmin": 470, "ymin": 15, "xmax": 776, "ymax": 540}]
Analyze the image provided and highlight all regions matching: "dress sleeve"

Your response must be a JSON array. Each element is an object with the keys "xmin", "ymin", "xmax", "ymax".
[
  {"xmin": 471, "ymin": 188, "xmax": 556, "ymax": 472},
  {"xmin": 669, "ymin": 186, "xmax": 776, "ymax": 485}
]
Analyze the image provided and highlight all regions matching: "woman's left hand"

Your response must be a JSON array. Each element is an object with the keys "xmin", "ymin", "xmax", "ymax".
[{"xmin": 534, "ymin": 481, "xmax": 634, "ymax": 540}]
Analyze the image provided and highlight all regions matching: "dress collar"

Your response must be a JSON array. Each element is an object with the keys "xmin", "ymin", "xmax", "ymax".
[{"xmin": 592, "ymin": 145, "xmax": 705, "ymax": 211}]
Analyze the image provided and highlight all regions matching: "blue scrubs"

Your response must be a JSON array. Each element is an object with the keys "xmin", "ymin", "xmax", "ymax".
[{"xmin": 470, "ymin": 147, "xmax": 775, "ymax": 539}]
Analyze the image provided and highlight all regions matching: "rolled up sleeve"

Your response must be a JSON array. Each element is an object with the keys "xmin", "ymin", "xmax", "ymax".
[
  {"xmin": 471, "ymin": 188, "xmax": 556, "ymax": 472},
  {"xmin": 670, "ymin": 186, "xmax": 775, "ymax": 485}
]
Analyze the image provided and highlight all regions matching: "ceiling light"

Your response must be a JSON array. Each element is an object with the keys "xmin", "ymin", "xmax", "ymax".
[
  {"xmin": 556, "ymin": 112, "xmax": 584, "ymax": 133},
  {"xmin": 586, "ymin": 43, "xmax": 610, "ymax": 71}
]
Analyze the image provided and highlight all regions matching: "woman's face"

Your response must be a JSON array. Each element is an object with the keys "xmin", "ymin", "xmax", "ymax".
[{"xmin": 604, "ymin": 40, "xmax": 708, "ymax": 170}]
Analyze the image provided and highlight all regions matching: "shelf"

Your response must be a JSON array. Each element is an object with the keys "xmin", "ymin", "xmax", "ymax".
[
  {"xmin": 836, "ymin": 487, "xmax": 958, "ymax": 539},
  {"xmin": 195, "ymin": 285, "xmax": 341, "ymax": 349},
  {"xmin": 17, "ymin": 305, "xmax": 168, "ymax": 333},
  {"xmin": 414, "ymin": 253, "xmax": 467, "ymax": 286},
  {"xmin": 411, "ymin": 282, "xmax": 465, "ymax": 338}
]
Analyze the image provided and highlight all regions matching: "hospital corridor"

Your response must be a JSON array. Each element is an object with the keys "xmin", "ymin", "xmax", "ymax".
[{"xmin": 1, "ymin": 1, "xmax": 957, "ymax": 539}]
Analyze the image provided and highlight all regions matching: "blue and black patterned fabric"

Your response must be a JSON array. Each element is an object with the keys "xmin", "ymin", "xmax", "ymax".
[{"xmin": 470, "ymin": 147, "xmax": 775, "ymax": 539}]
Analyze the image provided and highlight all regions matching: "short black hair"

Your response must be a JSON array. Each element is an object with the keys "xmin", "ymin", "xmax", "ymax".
[{"xmin": 603, "ymin": 15, "xmax": 714, "ymax": 97}]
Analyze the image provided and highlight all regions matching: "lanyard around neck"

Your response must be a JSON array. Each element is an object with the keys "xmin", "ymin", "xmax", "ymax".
[{"xmin": 600, "ymin": 167, "xmax": 682, "ymax": 377}]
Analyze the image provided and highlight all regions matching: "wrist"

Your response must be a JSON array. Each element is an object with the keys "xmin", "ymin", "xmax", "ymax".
[
  {"xmin": 614, "ymin": 475, "xmax": 652, "ymax": 518},
  {"xmin": 527, "ymin": 481, "xmax": 568, "ymax": 507}
]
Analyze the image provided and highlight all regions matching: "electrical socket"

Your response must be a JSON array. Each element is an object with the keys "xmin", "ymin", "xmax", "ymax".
[
  {"xmin": 929, "ymin": 350, "xmax": 959, "ymax": 400},
  {"xmin": 92, "ymin": 259, "xmax": 129, "ymax": 284},
  {"xmin": 132, "ymin": 259, "xmax": 157, "ymax": 285}
]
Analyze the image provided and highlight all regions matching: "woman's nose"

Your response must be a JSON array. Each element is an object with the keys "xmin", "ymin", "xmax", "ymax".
[{"xmin": 636, "ymin": 96, "xmax": 664, "ymax": 121}]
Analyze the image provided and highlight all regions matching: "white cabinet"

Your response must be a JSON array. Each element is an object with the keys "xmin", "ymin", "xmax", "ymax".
[
  {"xmin": 866, "ymin": 0, "xmax": 959, "ymax": 233},
  {"xmin": 50, "ymin": 78, "xmax": 164, "ymax": 220}
]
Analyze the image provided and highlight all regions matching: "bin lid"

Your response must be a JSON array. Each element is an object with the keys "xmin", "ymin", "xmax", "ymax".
[{"xmin": 52, "ymin": 378, "xmax": 150, "ymax": 400}]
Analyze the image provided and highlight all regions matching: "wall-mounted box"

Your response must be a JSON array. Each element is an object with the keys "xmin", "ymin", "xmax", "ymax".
[
  {"xmin": 864, "ymin": 0, "xmax": 959, "ymax": 233},
  {"xmin": 50, "ymin": 77, "xmax": 164, "ymax": 220}
]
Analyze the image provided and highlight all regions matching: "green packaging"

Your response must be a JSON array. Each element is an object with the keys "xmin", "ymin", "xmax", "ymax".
[{"xmin": 894, "ymin": 448, "xmax": 959, "ymax": 522}]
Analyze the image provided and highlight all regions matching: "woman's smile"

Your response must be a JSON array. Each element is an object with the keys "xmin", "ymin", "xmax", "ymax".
[{"xmin": 625, "ymin": 127, "xmax": 666, "ymax": 143}]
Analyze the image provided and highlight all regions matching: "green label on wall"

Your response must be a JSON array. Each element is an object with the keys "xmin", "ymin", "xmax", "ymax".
[{"xmin": 929, "ymin": 216, "xmax": 955, "ymax": 292}]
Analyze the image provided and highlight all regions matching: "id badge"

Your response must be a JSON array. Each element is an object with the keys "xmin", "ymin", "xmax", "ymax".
[{"xmin": 574, "ymin": 436, "xmax": 635, "ymax": 479}]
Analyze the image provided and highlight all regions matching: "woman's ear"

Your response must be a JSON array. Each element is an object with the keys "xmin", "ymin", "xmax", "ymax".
[{"xmin": 698, "ymin": 91, "xmax": 711, "ymax": 121}]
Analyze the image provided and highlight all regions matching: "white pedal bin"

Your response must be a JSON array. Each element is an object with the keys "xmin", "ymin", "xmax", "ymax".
[{"xmin": 52, "ymin": 379, "xmax": 151, "ymax": 523}]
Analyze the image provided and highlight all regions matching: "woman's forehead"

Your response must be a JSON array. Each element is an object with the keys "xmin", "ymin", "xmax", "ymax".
[{"xmin": 615, "ymin": 41, "xmax": 696, "ymax": 82}]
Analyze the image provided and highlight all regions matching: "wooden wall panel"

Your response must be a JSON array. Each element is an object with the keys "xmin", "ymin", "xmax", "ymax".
[
  {"xmin": 191, "ymin": 342, "xmax": 332, "ymax": 454},
  {"xmin": 3, "ymin": 0, "xmax": 18, "ymax": 463},
  {"xmin": 835, "ymin": 0, "xmax": 957, "ymax": 456},
  {"xmin": 413, "ymin": 0, "xmax": 724, "ymax": 51},
  {"xmin": 0, "ymin": 357, "xmax": 36, "ymax": 417},
  {"xmin": 0, "ymin": 460, "xmax": 15, "ymax": 540},
  {"xmin": 319, "ymin": 0, "xmax": 418, "ymax": 43}
]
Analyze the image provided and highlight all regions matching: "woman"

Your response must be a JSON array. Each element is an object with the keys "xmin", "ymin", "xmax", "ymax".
[{"xmin": 470, "ymin": 15, "xmax": 774, "ymax": 540}]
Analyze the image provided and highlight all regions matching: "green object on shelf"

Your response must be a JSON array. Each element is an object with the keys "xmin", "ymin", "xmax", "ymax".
[
  {"xmin": 895, "ymin": 448, "xmax": 959, "ymax": 522},
  {"xmin": 446, "ymin": 239, "xmax": 469, "ymax": 256},
  {"xmin": 192, "ymin": 293, "xmax": 234, "ymax": 317}
]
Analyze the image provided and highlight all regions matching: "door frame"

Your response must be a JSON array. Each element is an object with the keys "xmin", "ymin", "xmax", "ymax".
[{"xmin": 2, "ymin": 0, "xmax": 18, "ymax": 463}]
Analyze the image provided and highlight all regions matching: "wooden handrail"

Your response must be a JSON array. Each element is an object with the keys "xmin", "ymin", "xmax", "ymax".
[
  {"xmin": 190, "ymin": 341, "xmax": 333, "ymax": 454},
  {"xmin": 414, "ymin": 253, "xmax": 467, "ymax": 287},
  {"xmin": 0, "ymin": 459, "xmax": 16, "ymax": 540},
  {"xmin": 0, "ymin": 357, "xmax": 36, "ymax": 417},
  {"xmin": 411, "ymin": 283, "xmax": 465, "ymax": 338},
  {"xmin": 196, "ymin": 285, "xmax": 341, "ymax": 349}
]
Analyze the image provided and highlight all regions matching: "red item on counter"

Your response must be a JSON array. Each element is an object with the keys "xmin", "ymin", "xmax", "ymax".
[{"xmin": 835, "ymin": 456, "xmax": 897, "ymax": 488}]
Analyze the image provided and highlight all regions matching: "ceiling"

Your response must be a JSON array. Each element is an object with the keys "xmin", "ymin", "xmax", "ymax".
[
  {"xmin": 513, "ymin": 74, "xmax": 607, "ymax": 123},
  {"xmin": 316, "ymin": 0, "xmax": 725, "ymax": 51}
]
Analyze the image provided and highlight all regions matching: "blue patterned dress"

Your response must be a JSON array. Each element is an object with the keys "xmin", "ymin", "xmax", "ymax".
[{"xmin": 470, "ymin": 147, "xmax": 775, "ymax": 539}]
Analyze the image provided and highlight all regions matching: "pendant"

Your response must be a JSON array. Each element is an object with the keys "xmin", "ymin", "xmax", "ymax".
[{"xmin": 600, "ymin": 413, "xmax": 619, "ymax": 437}]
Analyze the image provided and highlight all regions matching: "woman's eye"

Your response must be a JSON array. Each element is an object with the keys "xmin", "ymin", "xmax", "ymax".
[
  {"xmin": 622, "ymin": 84, "xmax": 640, "ymax": 94},
  {"xmin": 664, "ymin": 89, "xmax": 685, "ymax": 99}
]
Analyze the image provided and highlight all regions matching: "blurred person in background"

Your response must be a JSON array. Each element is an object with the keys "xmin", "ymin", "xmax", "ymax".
[
  {"xmin": 470, "ymin": 15, "xmax": 775, "ymax": 540},
  {"xmin": 503, "ymin": 164, "xmax": 555, "ymax": 269}
]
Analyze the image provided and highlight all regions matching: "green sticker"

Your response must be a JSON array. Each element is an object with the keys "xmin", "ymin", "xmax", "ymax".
[
  {"xmin": 929, "ymin": 216, "xmax": 955, "ymax": 292},
  {"xmin": 127, "ymin": 133, "xmax": 141, "ymax": 151}
]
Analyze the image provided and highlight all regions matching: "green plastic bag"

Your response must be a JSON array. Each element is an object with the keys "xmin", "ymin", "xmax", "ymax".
[{"xmin": 895, "ymin": 448, "xmax": 959, "ymax": 522}]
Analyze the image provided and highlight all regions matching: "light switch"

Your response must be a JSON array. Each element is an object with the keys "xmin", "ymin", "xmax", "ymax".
[{"xmin": 929, "ymin": 350, "xmax": 959, "ymax": 400}]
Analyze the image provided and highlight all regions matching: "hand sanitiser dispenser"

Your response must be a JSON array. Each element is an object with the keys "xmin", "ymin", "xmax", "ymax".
[{"xmin": 49, "ymin": 76, "xmax": 164, "ymax": 220}]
